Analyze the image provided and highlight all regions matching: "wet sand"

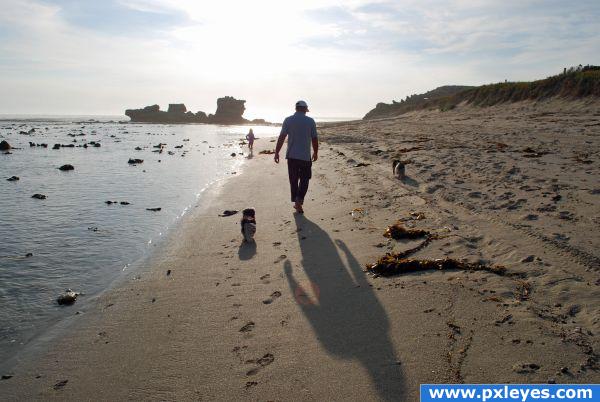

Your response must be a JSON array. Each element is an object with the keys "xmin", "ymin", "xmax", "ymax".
[{"xmin": 1, "ymin": 100, "xmax": 599, "ymax": 400}]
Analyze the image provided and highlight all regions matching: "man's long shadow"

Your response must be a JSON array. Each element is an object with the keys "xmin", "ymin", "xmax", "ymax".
[{"xmin": 284, "ymin": 214, "xmax": 405, "ymax": 400}]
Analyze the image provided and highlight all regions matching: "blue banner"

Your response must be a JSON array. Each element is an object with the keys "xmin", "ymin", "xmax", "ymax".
[{"xmin": 421, "ymin": 384, "xmax": 599, "ymax": 402}]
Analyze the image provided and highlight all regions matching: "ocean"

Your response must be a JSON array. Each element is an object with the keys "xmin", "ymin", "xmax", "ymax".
[{"xmin": 0, "ymin": 116, "xmax": 281, "ymax": 367}]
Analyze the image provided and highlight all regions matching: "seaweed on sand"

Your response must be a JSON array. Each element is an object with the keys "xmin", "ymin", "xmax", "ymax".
[
  {"xmin": 366, "ymin": 255, "xmax": 507, "ymax": 277},
  {"xmin": 384, "ymin": 222, "xmax": 430, "ymax": 240},
  {"xmin": 374, "ymin": 219, "xmax": 509, "ymax": 278},
  {"xmin": 259, "ymin": 149, "xmax": 275, "ymax": 155}
]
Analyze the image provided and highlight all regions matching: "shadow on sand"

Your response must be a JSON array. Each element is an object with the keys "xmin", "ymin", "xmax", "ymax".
[
  {"xmin": 400, "ymin": 174, "xmax": 418, "ymax": 187},
  {"xmin": 238, "ymin": 241, "xmax": 256, "ymax": 260},
  {"xmin": 284, "ymin": 214, "xmax": 405, "ymax": 400}
]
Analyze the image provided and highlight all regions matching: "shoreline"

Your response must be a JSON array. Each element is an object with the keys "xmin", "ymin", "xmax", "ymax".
[
  {"xmin": 1, "ymin": 104, "xmax": 599, "ymax": 400},
  {"xmin": 0, "ymin": 138, "xmax": 254, "ymax": 374}
]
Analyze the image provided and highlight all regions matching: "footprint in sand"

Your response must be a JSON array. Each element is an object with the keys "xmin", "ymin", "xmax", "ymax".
[
  {"xmin": 53, "ymin": 379, "xmax": 68, "ymax": 390},
  {"xmin": 274, "ymin": 255, "xmax": 287, "ymax": 264},
  {"xmin": 231, "ymin": 345, "xmax": 248, "ymax": 362},
  {"xmin": 245, "ymin": 353, "xmax": 275, "ymax": 376},
  {"xmin": 239, "ymin": 321, "xmax": 255, "ymax": 333},
  {"xmin": 262, "ymin": 291, "xmax": 281, "ymax": 304}
]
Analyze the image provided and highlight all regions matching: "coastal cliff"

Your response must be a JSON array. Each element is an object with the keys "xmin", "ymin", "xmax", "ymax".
[{"xmin": 125, "ymin": 96, "xmax": 267, "ymax": 125}]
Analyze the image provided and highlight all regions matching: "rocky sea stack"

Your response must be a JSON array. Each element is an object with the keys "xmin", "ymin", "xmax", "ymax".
[{"xmin": 125, "ymin": 96, "xmax": 269, "ymax": 125}]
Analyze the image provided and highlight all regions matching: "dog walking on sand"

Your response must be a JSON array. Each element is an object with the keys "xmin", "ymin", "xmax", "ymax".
[{"xmin": 274, "ymin": 100, "xmax": 319, "ymax": 214}]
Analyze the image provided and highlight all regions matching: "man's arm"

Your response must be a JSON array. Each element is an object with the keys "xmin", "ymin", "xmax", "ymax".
[
  {"xmin": 274, "ymin": 133, "xmax": 286, "ymax": 163},
  {"xmin": 274, "ymin": 118, "xmax": 289, "ymax": 163},
  {"xmin": 311, "ymin": 120, "xmax": 318, "ymax": 162}
]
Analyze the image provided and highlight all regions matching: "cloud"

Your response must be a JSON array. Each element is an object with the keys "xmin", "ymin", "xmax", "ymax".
[
  {"xmin": 35, "ymin": 0, "xmax": 190, "ymax": 35},
  {"xmin": 0, "ymin": 0, "xmax": 598, "ymax": 118},
  {"xmin": 301, "ymin": 1, "xmax": 600, "ymax": 60}
]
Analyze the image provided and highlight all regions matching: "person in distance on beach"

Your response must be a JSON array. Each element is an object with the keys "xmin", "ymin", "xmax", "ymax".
[
  {"xmin": 274, "ymin": 100, "xmax": 319, "ymax": 214},
  {"xmin": 246, "ymin": 128, "xmax": 255, "ymax": 151}
]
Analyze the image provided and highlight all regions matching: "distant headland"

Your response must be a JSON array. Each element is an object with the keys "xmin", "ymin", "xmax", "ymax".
[{"xmin": 125, "ymin": 96, "xmax": 270, "ymax": 125}]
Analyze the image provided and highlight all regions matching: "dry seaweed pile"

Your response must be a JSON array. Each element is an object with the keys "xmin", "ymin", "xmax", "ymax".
[
  {"xmin": 384, "ymin": 222, "xmax": 430, "ymax": 239},
  {"xmin": 259, "ymin": 149, "xmax": 275, "ymax": 155},
  {"xmin": 383, "ymin": 221, "xmax": 436, "ymax": 261},
  {"xmin": 371, "ymin": 219, "xmax": 508, "ymax": 277},
  {"xmin": 366, "ymin": 255, "xmax": 507, "ymax": 277}
]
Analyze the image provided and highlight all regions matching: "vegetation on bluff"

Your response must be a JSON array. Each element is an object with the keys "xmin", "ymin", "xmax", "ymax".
[{"xmin": 363, "ymin": 65, "xmax": 600, "ymax": 120}]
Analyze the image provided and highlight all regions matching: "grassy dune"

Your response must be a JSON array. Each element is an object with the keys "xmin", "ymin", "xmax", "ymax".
[{"xmin": 365, "ymin": 65, "xmax": 600, "ymax": 119}]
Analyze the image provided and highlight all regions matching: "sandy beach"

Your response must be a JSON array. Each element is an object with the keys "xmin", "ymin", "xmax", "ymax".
[{"xmin": 1, "ymin": 100, "xmax": 599, "ymax": 401}]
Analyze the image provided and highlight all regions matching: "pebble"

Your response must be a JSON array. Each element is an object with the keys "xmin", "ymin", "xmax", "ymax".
[{"xmin": 58, "ymin": 164, "xmax": 74, "ymax": 171}]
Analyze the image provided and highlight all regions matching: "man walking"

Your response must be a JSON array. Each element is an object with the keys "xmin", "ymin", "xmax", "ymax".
[{"xmin": 274, "ymin": 100, "xmax": 319, "ymax": 214}]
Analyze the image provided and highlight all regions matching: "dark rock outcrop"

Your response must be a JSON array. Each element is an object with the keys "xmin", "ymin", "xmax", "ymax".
[
  {"xmin": 125, "ymin": 97, "xmax": 266, "ymax": 125},
  {"xmin": 31, "ymin": 193, "xmax": 46, "ymax": 200},
  {"xmin": 207, "ymin": 96, "xmax": 248, "ymax": 125},
  {"xmin": 128, "ymin": 158, "xmax": 143, "ymax": 164},
  {"xmin": 58, "ymin": 164, "xmax": 74, "ymax": 171},
  {"xmin": 0, "ymin": 140, "xmax": 10, "ymax": 151},
  {"xmin": 125, "ymin": 104, "xmax": 207, "ymax": 124},
  {"xmin": 168, "ymin": 103, "xmax": 186, "ymax": 114},
  {"xmin": 57, "ymin": 289, "xmax": 79, "ymax": 305}
]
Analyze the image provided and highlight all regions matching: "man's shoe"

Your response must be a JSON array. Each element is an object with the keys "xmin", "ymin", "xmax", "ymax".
[{"xmin": 293, "ymin": 202, "xmax": 304, "ymax": 214}]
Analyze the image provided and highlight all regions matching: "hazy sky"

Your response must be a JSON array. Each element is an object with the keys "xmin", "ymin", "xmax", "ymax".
[{"xmin": 1, "ymin": 0, "xmax": 598, "ymax": 120}]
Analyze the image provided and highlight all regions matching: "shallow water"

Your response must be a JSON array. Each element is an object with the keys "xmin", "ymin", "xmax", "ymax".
[{"xmin": 0, "ymin": 118, "xmax": 279, "ymax": 364}]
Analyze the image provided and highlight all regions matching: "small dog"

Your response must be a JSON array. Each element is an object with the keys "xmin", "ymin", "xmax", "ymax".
[
  {"xmin": 392, "ymin": 159, "xmax": 405, "ymax": 179},
  {"xmin": 241, "ymin": 208, "xmax": 256, "ymax": 242}
]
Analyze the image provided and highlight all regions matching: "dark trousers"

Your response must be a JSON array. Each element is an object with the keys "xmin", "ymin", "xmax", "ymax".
[{"xmin": 287, "ymin": 158, "xmax": 312, "ymax": 203}]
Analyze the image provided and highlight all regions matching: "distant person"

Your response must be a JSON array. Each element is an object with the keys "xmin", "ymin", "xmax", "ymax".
[
  {"xmin": 245, "ymin": 129, "xmax": 255, "ymax": 151},
  {"xmin": 274, "ymin": 100, "xmax": 318, "ymax": 214}
]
